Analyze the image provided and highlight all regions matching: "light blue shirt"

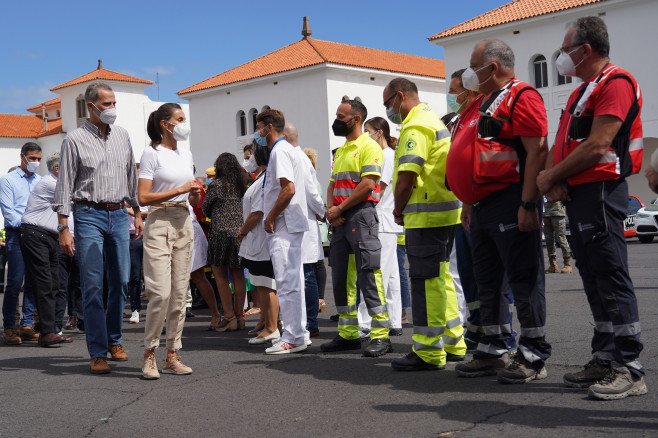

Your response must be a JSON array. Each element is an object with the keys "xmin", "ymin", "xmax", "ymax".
[
  {"xmin": 0, "ymin": 167, "xmax": 41, "ymax": 229},
  {"xmin": 21, "ymin": 173, "xmax": 58, "ymax": 234}
]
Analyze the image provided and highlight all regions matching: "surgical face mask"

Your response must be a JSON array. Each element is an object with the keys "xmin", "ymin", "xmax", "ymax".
[
  {"xmin": 22, "ymin": 156, "xmax": 39, "ymax": 174},
  {"xmin": 92, "ymin": 103, "xmax": 117, "ymax": 125},
  {"xmin": 555, "ymin": 46, "xmax": 583, "ymax": 77},
  {"xmin": 166, "ymin": 121, "xmax": 191, "ymax": 141},
  {"xmin": 332, "ymin": 118, "xmax": 355, "ymax": 137},
  {"xmin": 254, "ymin": 129, "xmax": 268, "ymax": 146},
  {"xmin": 447, "ymin": 89, "xmax": 468, "ymax": 113},
  {"xmin": 243, "ymin": 154, "xmax": 257, "ymax": 172},
  {"xmin": 462, "ymin": 64, "xmax": 492, "ymax": 91},
  {"xmin": 205, "ymin": 178, "xmax": 212, "ymax": 186},
  {"xmin": 386, "ymin": 95, "xmax": 403, "ymax": 125}
]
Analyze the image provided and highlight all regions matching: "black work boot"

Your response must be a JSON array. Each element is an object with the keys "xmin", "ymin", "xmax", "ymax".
[
  {"xmin": 320, "ymin": 335, "xmax": 361, "ymax": 352},
  {"xmin": 363, "ymin": 338, "xmax": 392, "ymax": 357}
]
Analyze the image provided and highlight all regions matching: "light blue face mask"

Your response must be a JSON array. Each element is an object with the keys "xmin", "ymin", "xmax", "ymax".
[
  {"xmin": 447, "ymin": 90, "xmax": 467, "ymax": 113},
  {"xmin": 386, "ymin": 95, "xmax": 403, "ymax": 125},
  {"xmin": 254, "ymin": 129, "xmax": 269, "ymax": 147},
  {"xmin": 206, "ymin": 178, "xmax": 212, "ymax": 186}
]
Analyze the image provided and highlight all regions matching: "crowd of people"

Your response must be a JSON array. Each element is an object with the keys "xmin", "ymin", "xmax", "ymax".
[{"xmin": 0, "ymin": 16, "xmax": 653, "ymax": 400}]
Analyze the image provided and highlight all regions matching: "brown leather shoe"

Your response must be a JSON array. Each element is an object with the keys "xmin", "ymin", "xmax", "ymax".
[
  {"xmin": 3, "ymin": 328, "xmax": 22, "ymax": 345},
  {"xmin": 90, "ymin": 357, "xmax": 111, "ymax": 374},
  {"xmin": 39, "ymin": 333, "xmax": 73, "ymax": 347},
  {"xmin": 19, "ymin": 326, "xmax": 40, "ymax": 342},
  {"xmin": 109, "ymin": 344, "xmax": 128, "ymax": 361}
]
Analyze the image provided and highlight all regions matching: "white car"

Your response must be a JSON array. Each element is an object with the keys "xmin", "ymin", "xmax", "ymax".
[{"xmin": 635, "ymin": 198, "xmax": 658, "ymax": 243}]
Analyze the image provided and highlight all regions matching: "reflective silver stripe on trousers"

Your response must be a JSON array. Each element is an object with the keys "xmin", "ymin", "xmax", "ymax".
[
  {"xmin": 334, "ymin": 172, "xmax": 362, "ymax": 181},
  {"xmin": 446, "ymin": 316, "xmax": 461, "ymax": 330},
  {"xmin": 476, "ymin": 342, "xmax": 507, "ymax": 356},
  {"xmin": 467, "ymin": 300, "xmax": 481, "ymax": 311},
  {"xmin": 518, "ymin": 345, "xmax": 541, "ymax": 364},
  {"xmin": 466, "ymin": 323, "xmax": 485, "ymax": 334},
  {"xmin": 521, "ymin": 326, "xmax": 545, "ymax": 338},
  {"xmin": 368, "ymin": 305, "xmax": 387, "ymax": 316},
  {"xmin": 403, "ymin": 199, "xmax": 462, "ymax": 214},
  {"xmin": 414, "ymin": 339, "xmax": 444, "ymax": 351},
  {"xmin": 338, "ymin": 317, "xmax": 358, "ymax": 326},
  {"xmin": 629, "ymin": 137, "xmax": 643, "ymax": 152},
  {"xmin": 371, "ymin": 319, "xmax": 389, "ymax": 329},
  {"xmin": 362, "ymin": 164, "xmax": 382, "ymax": 173},
  {"xmin": 478, "ymin": 150, "xmax": 518, "ymax": 162},
  {"xmin": 435, "ymin": 129, "xmax": 451, "ymax": 140},
  {"xmin": 595, "ymin": 321, "xmax": 614, "ymax": 333},
  {"xmin": 398, "ymin": 154, "xmax": 425, "ymax": 167},
  {"xmin": 333, "ymin": 188, "xmax": 355, "ymax": 197},
  {"xmin": 443, "ymin": 333, "xmax": 464, "ymax": 345},
  {"xmin": 614, "ymin": 321, "xmax": 641, "ymax": 336},
  {"xmin": 336, "ymin": 305, "xmax": 357, "ymax": 314},
  {"xmin": 484, "ymin": 324, "xmax": 510, "ymax": 336},
  {"xmin": 414, "ymin": 326, "xmax": 446, "ymax": 338}
]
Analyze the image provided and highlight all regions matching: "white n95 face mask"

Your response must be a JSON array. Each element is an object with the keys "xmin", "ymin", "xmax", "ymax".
[
  {"xmin": 172, "ymin": 122, "xmax": 191, "ymax": 141},
  {"xmin": 555, "ymin": 47, "xmax": 583, "ymax": 77},
  {"xmin": 92, "ymin": 103, "xmax": 117, "ymax": 125}
]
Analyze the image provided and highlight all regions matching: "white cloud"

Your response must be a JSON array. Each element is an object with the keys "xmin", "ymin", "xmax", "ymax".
[{"xmin": 0, "ymin": 82, "xmax": 58, "ymax": 114}]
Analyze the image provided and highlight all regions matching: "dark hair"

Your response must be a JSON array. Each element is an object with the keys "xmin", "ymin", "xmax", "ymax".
[
  {"xmin": 256, "ymin": 109, "xmax": 285, "ymax": 133},
  {"xmin": 387, "ymin": 77, "xmax": 418, "ymax": 95},
  {"xmin": 570, "ymin": 16, "xmax": 609, "ymax": 57},
  {"xmin": 85, "ymin": 82, "xmax": 113, "ymax": 103},
  {"xmin": 365, "ymin": 117, "xmax": 397, "ymax": 148},
  {"xmin": 147, "ymin": 103, "xmax": 182, "ymax": 147},
  {"xmin": 343, "ymin": 99, "xmax": 367, "ymax": 123},
  {"xmin": 213, "ymin": 152, "xmax": 247, "ymax": 197},
  {"xmin": 451, "ymin": 69, "xmax": 466, "ymax": 88},
  {"xmin": 21, "ymin": 142, "xmax": 41, "ymax": 156},
  {"xmin": 243, "ymin": 144, "xmax": 253, "ymax": 153},
  {"xmin": 253, "ymin": 142, "xmax": 270, "ymax": 167}
]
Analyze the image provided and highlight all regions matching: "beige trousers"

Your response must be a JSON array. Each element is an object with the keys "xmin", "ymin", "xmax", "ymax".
[{"xmin": 143, "ymin": 207, "xmax": 193, "ymax": 351}]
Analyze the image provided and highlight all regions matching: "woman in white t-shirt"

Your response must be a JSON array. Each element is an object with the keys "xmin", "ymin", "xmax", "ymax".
[{"xmin": 138, "ymin": 103, "xmax": 200, "ymax": 380}]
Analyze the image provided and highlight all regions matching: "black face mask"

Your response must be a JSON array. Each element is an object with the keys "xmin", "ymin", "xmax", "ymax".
[{"xmin": 332, "ymin": 118, "xmax": 355, "ymax": 137}]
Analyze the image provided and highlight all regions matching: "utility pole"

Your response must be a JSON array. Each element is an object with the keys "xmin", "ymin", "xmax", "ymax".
[{"xmin": 156, "ymin": 72, "xmax": 160, "ymax": 101}]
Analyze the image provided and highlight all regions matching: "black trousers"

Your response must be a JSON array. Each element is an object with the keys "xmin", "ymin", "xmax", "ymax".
[
  {"xmin": 57, "ymin": 245, "xmax": 82, "ymax": 322},
  {"xmin": 19, "ymin": 225, "xmax": 60, "ymax": 335},
  {"xmin": 567, "ymin": 179, "xmax": 643, "ymax": 376},
  {"xmin": 470, "ymin": 184, "xmax": 551, "ymax": 367}
]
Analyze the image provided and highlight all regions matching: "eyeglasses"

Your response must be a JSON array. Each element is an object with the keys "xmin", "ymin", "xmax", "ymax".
[
  {"xmin": 383, "ymin": 93, "xmax": 397, "ymax": 108},
  {"xmin": 559, "ymin": 44, "xmax": 582, "ymax": 54}
]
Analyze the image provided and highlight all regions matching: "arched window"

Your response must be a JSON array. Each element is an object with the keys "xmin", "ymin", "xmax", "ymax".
[
  {"xmin": 261, "ymin": 105, "xmax": 270, "ymax": 112},
  {"xmin": 354, "ymin": 96, "xmax": 362, "ymax": 103},
  {"xmin": 533, "ymin": 55, "xmax": 548, "ymax": 89},
  {"xmin": 248, "ymin": 108, "xmax": 258, "ymax": 132},
  {"xmin": 76, "ymin": 95, "xmax": 87, "ymax": 127},
  {"xmin": 341, "ymin": 95, "xmax": 350, "ymax": 102},
  {"xmin": 236, "ymin": 110, "xmax": 247, "ymax": 136},
  {"xmin": 552, "ymin": 51, "xmax": 573, "ymax": 86},
  {"xmin": 56, "ymin": 110, "xmax": 61, "ymax": 118}
]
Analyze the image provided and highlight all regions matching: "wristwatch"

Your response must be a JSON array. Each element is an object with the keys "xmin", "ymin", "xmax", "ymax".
[
  {"xmin": 57, "ymin": 224, "xmax": 69, "ymax": 233},
  {"xmin": 520, "ymin": 201, "xmax": 536, "ymax": 211}
]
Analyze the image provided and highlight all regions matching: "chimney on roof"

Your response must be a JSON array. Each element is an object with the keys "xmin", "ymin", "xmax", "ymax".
[
  {"xmin": 42, "ymin": 104, "xmax": 47, "ymax": 132},
  {"xmin": 98, "ymin": 59, "xmax": 103, "ymax": 70},
  {"xmin": 302, "ymin": 16, "xmax": 312, "ymax": 39}
]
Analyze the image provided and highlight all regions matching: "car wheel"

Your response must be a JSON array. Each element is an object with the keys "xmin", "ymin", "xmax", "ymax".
[{"xmin": 638, "ymin": 235, "xmax": 654, "ymax": 244}]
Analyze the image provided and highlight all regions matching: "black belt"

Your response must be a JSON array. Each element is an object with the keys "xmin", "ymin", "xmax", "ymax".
[
  {"xmin": 5, "ymin": 226, "xmax": 19, "ymax": 232},
  {"xmin": 20, "ymin": 223, "xmax": 58, "ymax": 240},
  {"xmin": 75, "ymin": 200, "xmax": 123, "ymax": 211}
]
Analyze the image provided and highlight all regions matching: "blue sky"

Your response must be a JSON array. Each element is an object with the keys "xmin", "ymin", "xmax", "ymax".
[{"xmin": 0, "ymin": 0, "xmax": 509, "ymax": 114}]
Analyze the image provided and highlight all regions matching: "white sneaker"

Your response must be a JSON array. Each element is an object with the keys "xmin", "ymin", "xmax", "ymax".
[
  {"xmin": 129, "ymin": 311, "xmax": 139, "ymax": 324},
  {"xmin": 305, "ymin": 339, "xmax": 312, "ymax": 346},
  {"xmin": 265, "ymin": 340, "xmax": 307, "ymax": 355}
]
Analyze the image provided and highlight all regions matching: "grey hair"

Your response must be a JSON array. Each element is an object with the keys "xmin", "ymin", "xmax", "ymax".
[
  {"xmin": 567, "ymin": 16, "xmax": 610, "ymax": 57},
  {"xmin": 481, "ymin": 39, "xmax": 515, "ymax": 69},
  {"xmin": 46, "ymin": 152, "xmax": 60, "ymax": 172},
  {"xmin": 85, "ymin": 82, "xmax": 113, "ymax": 103}
]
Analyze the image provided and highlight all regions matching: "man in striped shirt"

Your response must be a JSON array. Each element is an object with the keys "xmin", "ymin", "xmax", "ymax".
[{"xmin": 53, "ymin": 82, "xmax": 142, "ymax": 374}]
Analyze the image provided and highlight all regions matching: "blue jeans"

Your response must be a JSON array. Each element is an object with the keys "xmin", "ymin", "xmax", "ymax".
[
  {"xmin": 2, "ymin": 229, "xmax": 36, "ymax": 329},
  {"xmin": 304, "ymin": 263, "xmax": 319, "ymax": 331},
  {"xmin": 397, "ymin": 244, "xmax": 410, "ymax": 309},
  {"xmin": 129, "ymin": 234, "xmax": 143, "ymax": 312},
  {"xmin": 74, "ymin": 204, "xmax": 130, "ymax": 359}
]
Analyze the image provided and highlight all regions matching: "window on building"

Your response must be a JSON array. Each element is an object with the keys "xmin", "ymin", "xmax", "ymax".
[
  {"xmin": 56, "ymin": 110, "xmax": 61, "ymax": 118},
  {"xmin": 237, "ymin": 110, "xmax": 246, "ymax": 136},
  {"xmin": 261, "ymin": 105, "xmax": 270, "ymax": 112},
  {"xmin": 76, "ymin": 95, "xmax": 87, "ymax": 127},
  {"xmin": 553, "ymin": 51, "xmax": 573, "ymax": 86},
  {"xmin": 533, "ymin": 55, "xmax": 548, "ymax": 89},
  {"xmin": 249, "ymin": 108, "xmax": 258, "ymax": 132}
]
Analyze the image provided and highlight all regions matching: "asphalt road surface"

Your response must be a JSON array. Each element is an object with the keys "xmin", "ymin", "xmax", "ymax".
[{"xmin": 1, "ymin": 240, "xmax": 657, "ymax": 437}]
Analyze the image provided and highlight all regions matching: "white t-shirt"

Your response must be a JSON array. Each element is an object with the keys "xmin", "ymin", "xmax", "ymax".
[
  {"xmin": 263, "ymin": 139, "xmax": 308, "ymax": 234},
  {"xmin": 138, "ymin": 145, "xmax": 194, "ymax": 203},
  {"xmin": 377, "ymin": 147, "xmax": 403, "ymax": 234},
  {"xmin": 239, "ymin": 173, "xmax": 270, "ymax": 261}
]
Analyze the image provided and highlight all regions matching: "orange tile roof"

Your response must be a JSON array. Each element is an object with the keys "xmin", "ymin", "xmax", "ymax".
[
  {"xmin": 429, "ymin": 0, "xmax": 604, "ymax": 40},
  {"xmin": 0, "ymin": 114, "xmax": 63, "ymax": 138},
  {"xmin": 178, "ymin": 38, "xmax": 445, "ymax": 95},
  {"xmin": 51, "ymin": 67, "xmax": 152, "ymax": 91},
  {"xmin": 26, "ymin": 97, "xmax": 61, "ymax": 113}
]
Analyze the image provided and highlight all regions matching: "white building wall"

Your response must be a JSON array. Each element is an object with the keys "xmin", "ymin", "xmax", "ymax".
[{"xmin": 433, "ymin": 0, "xmax": 658, "ymax": 204}]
